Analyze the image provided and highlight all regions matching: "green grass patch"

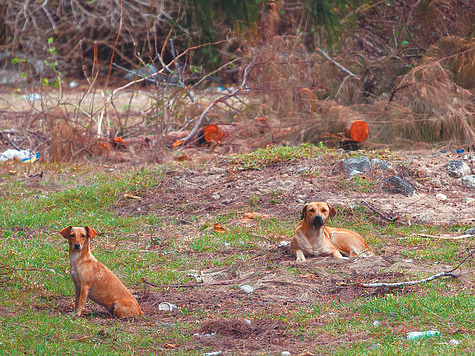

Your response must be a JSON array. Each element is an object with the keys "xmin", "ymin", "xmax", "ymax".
[{"xmin": 232, "ymin": 143, "xmax": 326, "ymax": 170}]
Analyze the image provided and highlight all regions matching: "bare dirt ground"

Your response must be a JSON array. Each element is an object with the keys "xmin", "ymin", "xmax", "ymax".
[
  {"xmin": 1, "ymin": 105, "xmax": 474, "ymax": 354},
  {"xmin": 112, "ymin": 145, "xmax": 475, "ymax": 226}
]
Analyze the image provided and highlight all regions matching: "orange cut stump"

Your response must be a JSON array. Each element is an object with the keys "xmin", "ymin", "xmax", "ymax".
[
  {"xmin": 345, "ymin": 120, "xmax": 369, "ymax": 143},
  {"xmin": 203, "ymin": 124, "xmax": 223, "ymax": 143}
]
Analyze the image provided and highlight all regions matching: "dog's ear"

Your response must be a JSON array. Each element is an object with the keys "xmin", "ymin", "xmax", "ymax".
[
  {"xmin": 60, "ymin": 226, "xmax": 72, "ymax": 239},
  {"xmin": 300, "ymin": 204, "xmax": 308, "ymax": 220},
  {"xmin": 327, "ymin": 203, "xmax": 336, "ymax": 219},
  {"xmin": 84, "ymin": 226, "xmax": 97, "ymax": 239}
]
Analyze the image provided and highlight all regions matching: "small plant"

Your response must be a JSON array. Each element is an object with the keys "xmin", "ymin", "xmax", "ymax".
[
  {"xmin": 248, "ymin": 194, "xmax": 260, "ymax": 209},
  {"xmin": 338, "ymin": 175, "xmax": 375, "ymax": 193},
  {"xmin": 43, "ymin": 37, "xmax": 62, "ymax": 93}
]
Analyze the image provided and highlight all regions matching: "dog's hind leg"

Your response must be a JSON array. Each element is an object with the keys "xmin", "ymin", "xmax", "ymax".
[{"xmin": 112, "ymin": 299, "xmax": 142, "ymax": 318}]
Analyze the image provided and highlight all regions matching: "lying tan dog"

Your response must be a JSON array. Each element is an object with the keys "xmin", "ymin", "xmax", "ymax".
[
  {"xmin": 60, "ymin": 226, "xmax": 143, "ymax": 318},
  {"xmin": 291, "ymin": 202, "xmax": 374, "ymax": 262}
]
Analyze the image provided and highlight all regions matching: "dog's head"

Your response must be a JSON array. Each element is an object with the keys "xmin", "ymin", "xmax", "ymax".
[
  {"xmin": 300, "ymin": 202, "xmax": 336, "ymax": 228},
  {"xmin": 60, "ymin": 226, "xmax": 97, "ymax": 251}
]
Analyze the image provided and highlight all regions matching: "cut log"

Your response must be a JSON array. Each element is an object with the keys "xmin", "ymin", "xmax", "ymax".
[
  {"xmin": 203, "ymin": 124, "xmax": 224, "ymax": 143},
  {"xmin": 344, "ymin": 120, "xmax": 369, "ymax": 143}
]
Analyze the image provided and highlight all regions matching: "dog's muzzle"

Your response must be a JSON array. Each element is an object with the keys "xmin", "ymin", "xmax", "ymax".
[
  {"xmin": 312, "ymin": 215, "xmax": 324, "ymax": 227},
  {"xmin": 73, "ymin": 243, "xmax": 81, "ymax": 250}
]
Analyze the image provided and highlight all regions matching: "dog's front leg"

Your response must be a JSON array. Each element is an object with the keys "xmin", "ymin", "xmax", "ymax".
[
  {"xmin": 74, "ymin": 286, "xmax": 81, "ymax": 311},
  {"xmin": 296, "ymin": 250, "xmax": 306, "ymax": 262},
  {"xmin": 75, "ymin": 286, "xmax": 90, "ymax": 316}
]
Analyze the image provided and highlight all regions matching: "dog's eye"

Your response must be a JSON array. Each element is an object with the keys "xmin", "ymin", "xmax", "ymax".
[
  {"xmin": 80, "ymin": 234, "xmax": 86, "ymax": 238},
  {"xmin": 309, "ymin": 208, "xmax": 315, "ymax": 213},
  {"xmin": 321, "ymin": 209, "xmax": 327, "ymax": 213},
  {"xmin": 69, "ymin": 234, "xmax": 74, "ymax": 238}
]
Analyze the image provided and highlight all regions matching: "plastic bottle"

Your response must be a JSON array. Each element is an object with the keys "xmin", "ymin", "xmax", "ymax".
[{"xmin": 407, "ymin": 330, "xmax": 440, "ymax": 341}]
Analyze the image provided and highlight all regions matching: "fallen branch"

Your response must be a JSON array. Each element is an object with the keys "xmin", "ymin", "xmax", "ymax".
[
  {"xmin": 416, "ymin": 233, "xmax": 473, "ymax": 240},
  {"xmin": 141, "ymin": 272, "xmax": 259, "ymax": 289},
  {"xmin": 182, "ymin": 57, "xmax": 257, "ymax": 144},
  {"xmin": 316, "ymin": 47, "xmax": 358, "ymax": 78},
  {"xmin": 359, "ymin": 251, "xmax": 472, "ymax": 288},
  {"xmin": 362, "ymin": 199, "xmax": 399, "ymax": 222}
]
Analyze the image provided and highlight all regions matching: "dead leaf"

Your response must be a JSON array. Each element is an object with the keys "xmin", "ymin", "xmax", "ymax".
[
  {"xmin": 164, "ymin": 343, "xmax": 176, "ymax": 349},
  {"xmin": 213, "ymin": 223, "xmax": 227, "ymax": 233},
  {"xmin": 124, "ymin": 193, "xmax": 141, "ymax": 200},
  {"xmin": 240, "ymin": 212, "xmax": 271, "ymax": 225},
  {"xmin": 242, "ymin": 212, "xmax": 270, "ymax": 220},
  {"xmin": 8, "ymin": 171, "xmax": 18, "ymax": 175},
  {"xmin": 172, "ymin": 140, "xmax": 184, "ymax": 147},
  {"xmin": 175, "ymin": 154, "xmax": 190, "ymax": 161}
]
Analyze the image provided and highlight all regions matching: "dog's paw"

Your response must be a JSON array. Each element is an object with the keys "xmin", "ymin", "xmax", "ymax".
[{"xmin": 296, "ymin": 252, "xmax": 306, "ymax": 263}]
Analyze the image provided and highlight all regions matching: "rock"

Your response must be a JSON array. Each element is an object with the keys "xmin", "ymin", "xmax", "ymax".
[
  {"xmin": 461, "ymin": 175, "xmax": 475, "ymax": 189},
  {"xmin": 281, "ymin": 352, "xmax": 291, "ymax": 356},
  {"xmin": 440, "ymin": 178, "xmax": 449, "ymax": 186},
  {"xmin": 158, "ymin": 302, "xmax": 177, "ymax": 311},
  {"xmin": 342, "ymin": 156, "xmax": 371, "ymax": 174},
  {"xmin": 296, "ymin": 167, "xmax": 309, "ymax": 174},
  {"xmin": 368, "ymin": 343, "xmax": 382, "ymax": 350},
  {"xmin": 382, "ymin": 176, "xmax": 415, "ymax": 196},
  {"xmin": 373, "ymin": 320, "xmax": 380, "ymax": 327},
  {"xmin": 446, "ymin": 160, "xmax": 470, "ymax": 178},
  {"xmin": 448, "ymin": 339, "xmax": 460, "ymax": 345},
  {"xmin": 372, "ymin": 158, "xmax": 390, "ymax": 170},
  {"xmin": 464, "ymin": 227, "xmax": 475, "ymax": 235},
  {"xmin": 240, "ymin": 285, "xmax": 254, "ymax": 294},
  {"xmin": 436, "ymin": 193, "xmax": 448, "ymax": 201},
  {"xmin": 462, "ymin": 197, "xmax": 475, "ymax": 204},
  {"xmin": 68, "ymin": 80, "xmax": 79, "ymax": 88},
  {"xmin": 463, "ymin": 154, "xmax": 475, "ymax": 164}
]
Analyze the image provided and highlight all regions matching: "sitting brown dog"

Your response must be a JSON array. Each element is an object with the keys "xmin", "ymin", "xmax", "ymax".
[
  {"xmin": 60, "ymin": 226, "xmax": 143, "ymax": 318},
  {"xmin": 291, "ymin": 202, "xmax": 374, "ymax": 262}
]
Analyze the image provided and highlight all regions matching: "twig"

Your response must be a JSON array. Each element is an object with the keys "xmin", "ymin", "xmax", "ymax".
[
  {"xmin": 182, "ymin": 57, "xmax": 257, "ymax": 144},
  {"xmin": 316, "ymin": 47, "xmax": 358, "ymax": 78},
  {"xmin": 5, "ymin": 133, "xmax": 22, "ymax": 151},
  {"xmin": 361, "ymin": 199, "xmax": 399, "ymax": 222},
  {"xmin": 359, "ymin": 251, "xmax": 472, "ymax": 288},
  {"xmin": 416, "ymin": 233, "xmax": 473, "ymax": 240},
  {"xmin": 141, "ymin": 272, "xmax": 258, "ymax": 289}
]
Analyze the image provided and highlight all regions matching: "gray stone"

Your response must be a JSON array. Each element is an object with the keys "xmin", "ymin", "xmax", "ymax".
[
  {"xmin": 372, "ymin": 158, "xmax": 390, "ymax": 170},
  {"xmin": 158, "ymin": 302, "xmax": 177, "ymax": 311},
  {"xmin": 342, "ymin": 156, "xmax": 371, "ymax": 174},
  {"xmin": 462, "ymin": 197, "xmax": 475, "ymax": 204},
  {"xmin": 436, "ymin": 193, "xmax": 448, "ymax": 201},
  {"xmin": 296, "ymin": 167, "xmax": 309, "ymax": 174},
  {"xmin": 382, "ymin": 176, "xmax": 415, "ymax": 197},
  {"xmin": 464, "ymin": 227, "xmax": 475, "ymax": 235},
  {"xmin": 446, "ymin": 160, "xmax": 470, "ymax": 178},
  {"xmin": 240, "ymin": 285, "xmax": 254, "ymax": 294},
  {"xmin": 461, "ymin": 175, "xmax": 475, "ymax": 189},
  {"xmin": 369, "ymin": 343, "xmax": 382, "ymax": 350}
]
